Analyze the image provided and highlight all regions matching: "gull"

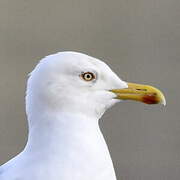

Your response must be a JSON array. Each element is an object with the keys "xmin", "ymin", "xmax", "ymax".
[{"xmin": 0, "ymin": 52, "xmax": 166, "ymax": 180}]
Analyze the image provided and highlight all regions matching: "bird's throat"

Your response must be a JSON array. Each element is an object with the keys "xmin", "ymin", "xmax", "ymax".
[{"xmin": 24, "ymin": 112, "xmax": 117, "ymax": 180}]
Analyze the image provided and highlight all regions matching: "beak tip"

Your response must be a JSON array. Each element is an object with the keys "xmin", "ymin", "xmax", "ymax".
[{"xmin": 161, "ymin": 98, "xmax": 166, "ymax": 106}]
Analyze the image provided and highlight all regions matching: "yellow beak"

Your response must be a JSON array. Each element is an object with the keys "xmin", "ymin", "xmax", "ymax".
[{"xmin": 111, "ymin": 83, "xmax": 166, "ymax": 105}]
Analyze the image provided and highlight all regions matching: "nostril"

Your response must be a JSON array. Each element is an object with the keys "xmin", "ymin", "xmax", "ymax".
[{"xmin": 136, "ymin": 89, "xmax": 147, "ymax": 91}]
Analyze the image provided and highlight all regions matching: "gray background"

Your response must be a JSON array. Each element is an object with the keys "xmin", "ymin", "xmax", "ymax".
[{"xmin": 0, "ymin": 0, "xmax": 179, "ymax": 179}]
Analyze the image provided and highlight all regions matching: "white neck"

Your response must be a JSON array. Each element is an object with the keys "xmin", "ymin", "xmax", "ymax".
[
  {"xmin": 23, "ymin": 111, "xmax": 117, "ymax": 180},
  {"xmin": 25, "ymin": 112, "xmax": 100, "ymax": 152}
]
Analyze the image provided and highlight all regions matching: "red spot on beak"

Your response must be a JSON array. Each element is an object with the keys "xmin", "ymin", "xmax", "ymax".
[{"xmin": 142, "ymin": 94, "xmax": 158, "ymax": 104}]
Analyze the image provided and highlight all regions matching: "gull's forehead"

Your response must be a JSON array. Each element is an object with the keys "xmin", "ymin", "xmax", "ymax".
[{"xmin": 45, "ymin": 51, "xmax": 112, "ymax": 74}]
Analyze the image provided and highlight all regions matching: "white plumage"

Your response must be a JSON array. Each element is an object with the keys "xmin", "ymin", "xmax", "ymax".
[
  {"xmin": 0, "ymin": 52, "xmax": 128, "ymax": 180},
  {"xmin": 0, "ymin": 52, "xmax": 165, "ymax": 180}
]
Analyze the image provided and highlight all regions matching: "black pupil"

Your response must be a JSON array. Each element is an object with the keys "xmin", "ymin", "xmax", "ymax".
[{"xmin": 86, "ymin": 74, "xmax": 91, "ymax": 79}]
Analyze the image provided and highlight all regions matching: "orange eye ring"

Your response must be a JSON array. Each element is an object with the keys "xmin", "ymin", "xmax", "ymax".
[{"xmin": 81, "ymin": 72, "xmax": 96, "ymax": 81}]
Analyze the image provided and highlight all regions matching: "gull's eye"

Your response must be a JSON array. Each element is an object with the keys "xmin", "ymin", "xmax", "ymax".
[{"xmin": 80, "ymin": 72, "xmax": 96, "ymax": 81}]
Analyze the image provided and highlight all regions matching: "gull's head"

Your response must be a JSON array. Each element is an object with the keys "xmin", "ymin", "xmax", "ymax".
[{"xmin": 26, "ymin": 52, "xmax": 165, "ymax": 120}]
